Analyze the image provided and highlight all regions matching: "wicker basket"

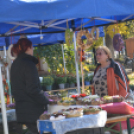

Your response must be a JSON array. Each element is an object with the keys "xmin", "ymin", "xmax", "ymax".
[
  {"xmin": 103, "ymin": 99, "xmax": 113, "ymax": 104},
  {"xmin": 70, "ymin": 102, "xmax": 76, "ymax": 105},
  {"xmin": 49, "ymin": 101, "xmax": 57, "ymax": 105},
  {"xmin": 66, "ymin": 113, "xmax": 83, "ymax": 118},
  {"xmin": 83, "ymin": 101, "xmax": 91, "ymax": 105},
  {"xmin": 76, "ymin": 100, "xmax": 83, "ymax": 105},
  {"xmin": 84, "ymin": 110, "xmax": 100, "ymax": 115},
  {"xmin": 62, "ymin": 102, "xmax": 70, "ymax": 106},
  {"xmin": 113, "ymin": 96, "xmax": 124, "ymax": 102},
  {"xmin": 91, "ymin": 101, "xmax": 102, "ymax": 105}
]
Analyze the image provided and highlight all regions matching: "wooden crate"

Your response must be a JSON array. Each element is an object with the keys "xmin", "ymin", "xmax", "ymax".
[{"xmin": 126, "ymin": 38, "xmax": 134, "ymax": 58}]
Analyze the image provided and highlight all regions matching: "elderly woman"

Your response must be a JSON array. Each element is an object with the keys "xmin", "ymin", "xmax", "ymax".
[
  {"xmin": 10, "ymin": 38, "xmax": 50, "ymax": 134},
  {"xmin": 92, "ymin": 46, "xmax": 130, "ymax": 98}
]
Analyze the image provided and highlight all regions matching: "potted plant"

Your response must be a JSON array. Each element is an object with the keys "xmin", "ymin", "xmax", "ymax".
[
  {"xmin": 56, "ymin": 75, "xmax": 67, "ymax": 89},
  {"xmin": 68, "ymin": 75, "xmax": 76, "ymax": 88},
  {"xmin": 43, "ymin": 76, "xmax": 54, "ymax": 91},
  {"xmin": 84, "ymin": 75, "xmax": 90, "ymax": 85}
]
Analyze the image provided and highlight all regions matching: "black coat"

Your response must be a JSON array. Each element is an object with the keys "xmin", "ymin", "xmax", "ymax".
[{"xmin": 11, "ymin": 53, "xmax": 49, "ymax": 123}]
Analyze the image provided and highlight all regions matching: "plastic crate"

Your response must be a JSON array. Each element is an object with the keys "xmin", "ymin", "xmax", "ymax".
[{"xmin": 38, "ymin": 120, "xmax": 56, "ymax": 134}]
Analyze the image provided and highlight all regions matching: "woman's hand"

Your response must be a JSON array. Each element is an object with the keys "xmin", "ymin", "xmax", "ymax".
[{"xmin": 49, "ymin": 99, "xmax": 57, "ymax": 105}]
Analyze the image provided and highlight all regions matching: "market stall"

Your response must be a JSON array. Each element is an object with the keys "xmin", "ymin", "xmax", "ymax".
[{"xmin": 1, "ymin": 1, "xmax": 134, "ymax": 134}]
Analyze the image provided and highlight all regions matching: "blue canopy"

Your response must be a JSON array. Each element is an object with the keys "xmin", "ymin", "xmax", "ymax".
[
  {"xmin": 5, "ymin": 33, "xmax": 64, "ymax": 46},
  {"xmin": 0, "ymin": 16, "xmax": 132, "ymax": 37},
  {"xmin": 0, "ymin": 0, "xmax": 133, "ymax": 37},
  {"xmin": 0, "ymin": 37, "xmax": 6, "ymax": 46},
  {"xmin": 0, "ymin": 0, "xmax": 134, "ymax": 22}
]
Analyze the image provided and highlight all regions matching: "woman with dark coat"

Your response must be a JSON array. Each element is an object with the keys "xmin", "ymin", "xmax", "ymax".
[{"xmin": 10, "ymin": 38, "xmax": 50, "ymax": 134}]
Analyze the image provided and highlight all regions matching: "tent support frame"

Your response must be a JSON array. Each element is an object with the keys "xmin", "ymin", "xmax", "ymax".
[
  {"xmin": 5, "ymin": 25, "xmax": 19, "ymax": 35},
  {"xmin": 4, "ymin": 15, "xmax": 134, "ymax": 36},
  {"xmin": 7, "ymin": 27, "xmax": 32, "ymax": 36},
  {"xmin": 76, "ymin": 19, "xmax": 93, "ymax": 29},
  {"xmin": 73, "ymin": 32, "xmax": 80, "ymax": 94},
  {"xmin": 94, "ymin": 17, "xmax": 117, "ymax": 23},
  {"xmin": 0, "ymin": 64, "xmax": 9, "ymax": 134},
  {"xmin": 6, "ymin": 22, "xmax": 40, "ymax": 28},
  {"xmin": 122, "ymin": 14, "xmax": 134, "ymax": 21},
  {"xmin": 49, "ymin": 26, "xmax": 66, "ymax": 30},
  {"xmin": 61, "ymin": 44, "xmax": 66, "ymax": 74}
]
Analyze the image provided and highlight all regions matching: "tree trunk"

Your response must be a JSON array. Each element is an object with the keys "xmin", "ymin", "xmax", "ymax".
[
  {"xmin": 93, "ymin": 47, "xmax": 97, "ymax": 65},
  {"xmin": 105, "ymin": 26, "xmax": 114, "ymax": 59}
]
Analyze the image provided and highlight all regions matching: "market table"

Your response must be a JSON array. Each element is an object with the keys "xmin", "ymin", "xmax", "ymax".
[
  {"xmin": 37, "ymin": 110, "xmax": 107, "ymax": 134},
  {"xmin": 105, "ymin": 114, "xmax": 134, "ymax": 134}
]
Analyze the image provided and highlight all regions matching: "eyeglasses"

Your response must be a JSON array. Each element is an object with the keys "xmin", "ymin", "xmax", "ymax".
[{"xmin": 95, "ymin": 52, "xmax": 103, "ymax": 56}]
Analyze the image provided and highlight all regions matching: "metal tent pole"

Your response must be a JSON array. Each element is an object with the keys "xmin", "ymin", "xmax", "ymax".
[
  {"xmin": 94, "ymin": 17, "xmax": 117, "ymax": 23},
  {"xmin": 73, "ymin": 32, "xmax": 81, "ymax": 94},
  {"xmin": 61, "ymin": 44, "xmax": 66, "ymax": 74},
  {"xmin": 0, "ymin": 64, "xmax": 9, "ymax": 134},
  {"xmin": 3, "ymin": 46, "xmax": 10, "ymax": 80},
  {"xmin": 3, "ymin": 46, "xmax": 12, "ymax": 104}
]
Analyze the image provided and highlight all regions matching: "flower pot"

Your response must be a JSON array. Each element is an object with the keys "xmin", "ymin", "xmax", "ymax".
[
  {"xmin": 85, "ymin": 81, "xmax": 90, "ymax": 86},
  {"xmin": 59, "ymin": 83, "xmax": 65, "ymax": 89},
  {"xmin": 46, "ymin": 85, "xmax": 52, "ymax": 91},
  {"xmin": 69, "ymin": 83, "xmax": 75, "ymax": 88}
]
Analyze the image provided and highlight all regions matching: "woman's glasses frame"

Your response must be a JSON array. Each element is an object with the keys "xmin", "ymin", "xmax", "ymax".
[{"xmin": 95, "ymin": 52, "xmax": 103, "ymax": 56}]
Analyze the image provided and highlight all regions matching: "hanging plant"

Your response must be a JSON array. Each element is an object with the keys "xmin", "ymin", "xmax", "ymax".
[
  {"xmin": 91, "ymin": 27, "xmax": 100, "ymax": 40},
  {"xmin": 65, "ymin": 28, "xmax": 73, "ymax": 46},
  {"xmin": 76, "ymin": 30, "xmax": 93, "ymax": 50},
  {"xmin": 87, "ymin": 37, "xmax": 103, "ymax": 51},
  {"xmin": 64, "ymin": 44, "xmax": 76, "ymax": 73},
  {"xmin": 106, "ymin": 23, "xmax": 128, "ymax": 38}
]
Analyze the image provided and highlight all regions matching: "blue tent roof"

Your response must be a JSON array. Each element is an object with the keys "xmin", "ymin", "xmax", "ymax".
[
  {"xmin": 0, "ymin": 37, "xmax": 6, "ymax": 46},
  {"xmin": 0, "ymin": 0, "xmax": 133, "ymax": 37},
  {"xmin": 5, "ymin": 33, "xmax": 64, "ymax": 46},
  {"xmin": 0, "ymin": 0, "xmax": 134, "ymax": 22}
]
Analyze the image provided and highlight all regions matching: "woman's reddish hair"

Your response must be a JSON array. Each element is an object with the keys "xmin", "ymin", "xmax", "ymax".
[{"xmin": 12, "ymin": 38, "xmax": 32, "ymax": 55}]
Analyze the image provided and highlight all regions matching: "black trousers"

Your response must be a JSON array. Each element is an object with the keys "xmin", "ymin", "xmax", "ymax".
[{"xmin": 25, "ymin": 122, "xmax": 39, "ymax": 134}]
